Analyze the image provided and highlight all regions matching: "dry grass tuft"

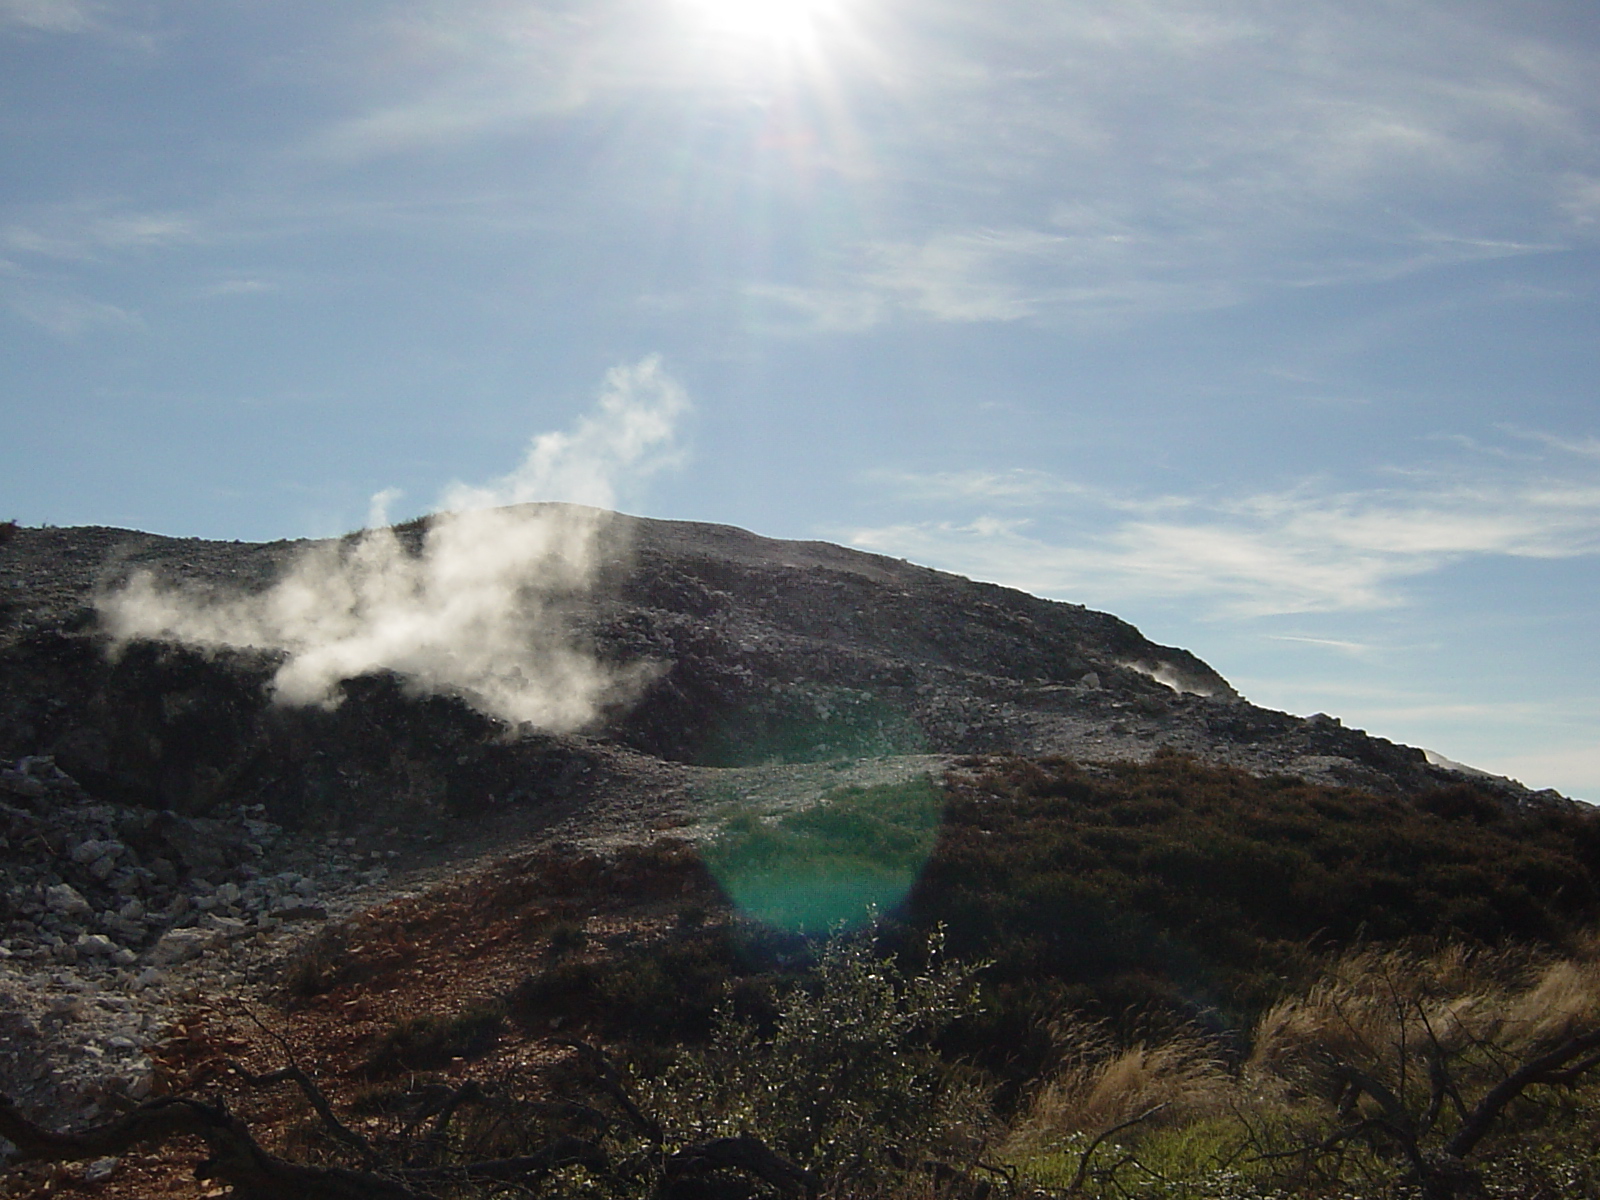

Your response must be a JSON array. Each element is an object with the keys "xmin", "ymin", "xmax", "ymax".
[
  {"xmin": 1246, "ymin": 940, "xmax": 1600, "ymax": 1102},
  {"xmin": 1006, "ymin": 1017, "xmax": 1236, "ymax": 1157},
  {"xmin": 1502, "ymin": 955, "xmax": 1600, "ymax": 1048}
]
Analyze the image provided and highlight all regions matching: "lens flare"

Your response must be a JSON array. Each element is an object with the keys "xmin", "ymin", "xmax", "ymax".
[{"xmin": 703, "ymin": 776, "xmax": 943, "ymax": 935}]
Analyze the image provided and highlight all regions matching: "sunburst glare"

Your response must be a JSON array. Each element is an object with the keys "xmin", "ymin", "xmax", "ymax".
[{"xmin": 681, "ymin": 0, "xmax": 847, "ymax": 49}]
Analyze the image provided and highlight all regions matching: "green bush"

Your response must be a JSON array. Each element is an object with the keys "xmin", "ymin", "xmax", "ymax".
[
  {"xmin": 649, "ymin": 925, "xmax": 990, "ymax": 1193},
  {"xmin": 910, "ymin": 754, "xmax": 1600, "ymax": 1084}
]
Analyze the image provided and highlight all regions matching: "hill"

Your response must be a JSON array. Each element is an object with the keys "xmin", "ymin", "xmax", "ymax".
[
  {"xmin": 0, "ymin": 507, "xmax": 1560, "ymax": 825},
  {"xmin": 2, "ymin": 509, "xmax": 1598, "ymax": 1200}
]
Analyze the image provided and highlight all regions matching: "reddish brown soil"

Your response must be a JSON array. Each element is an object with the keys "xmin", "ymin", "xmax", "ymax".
[{"xmin": 4, "ymin": 840, "xmax": 726, "ymax": 1199}]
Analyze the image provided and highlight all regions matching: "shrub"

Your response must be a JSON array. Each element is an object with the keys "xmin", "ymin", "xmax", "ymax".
[
  {"xmin": 364, "ymin": 1000, "xmax": 506, "ymax": 1075},
  {"xmin": 650, "ymin": 924, "xmax": 991, "ymax": 1193},
  {"xmin": 508, "ymin": 923, "xmax": 795, "ymax": 1043},
  {"xmin": 912, "ymin": 753, "xmax": 1600, "ymax": 1081},
  {"xmin": 1010, "ymin": 1016, "xmax": 1234, "ymax": 1149},
  {"xmin": 1003, "ymin": 938, "xmax": 1600, "ymax": 1199},
  {"xmin": 280, "ymin": 924, "xmax": 364, "ymax": 998}
]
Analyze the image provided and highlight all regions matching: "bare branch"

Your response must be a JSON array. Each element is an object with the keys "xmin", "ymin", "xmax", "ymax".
[
  {"xmin": 666, "ymin": 1135, "xmax": 819, "ymax": 1200},
  {"xmin": 405, "ymin": 1080, "xmax": 486, "ymax": 1169},
  {"xmin": 401, "ymin": 1135, "xmax": 607, "ymax": 1184},
  {"xmin": 0, "ymin": 1093, "xmax": 426, "ymax": 1200},
  {"xmin": 556, "ymin": 1040, "xmax": 662, "ymax": 1143},
  {"xmin": 1065, "ymin": 1103, "xmax": 1168, "ymax": 1196},
  {"xmin": 229, "ymin": 1059, "xmax": 379, "ymax": 1167},
  {"xmin": 1446, "ymin": 1027, "xmax": 1600, "ymax": 1160},
  {"xmin": 1250, "ymin": 1118, "xmax": 1383, "ymax": 1163}
]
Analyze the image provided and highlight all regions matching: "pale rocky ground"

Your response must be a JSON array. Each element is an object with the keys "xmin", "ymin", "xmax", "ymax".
[{"xmin": 0, "ymin": 743, "xmax": 948, "ymax": 1142}]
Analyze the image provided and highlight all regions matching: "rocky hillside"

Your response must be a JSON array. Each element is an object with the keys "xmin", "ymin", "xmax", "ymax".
[
  {"xmin": 0, "ymin": 509, "xmax": 1588, "ymax": 1186},
  {"xmin": 0, "ymin": 508, "xmax": 1559, "ymax": 838}
]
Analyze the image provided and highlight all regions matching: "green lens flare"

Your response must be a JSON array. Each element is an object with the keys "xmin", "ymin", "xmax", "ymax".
[{"xmin": 705, "ymin": 776, "xmax": 943, "ymax": 934}]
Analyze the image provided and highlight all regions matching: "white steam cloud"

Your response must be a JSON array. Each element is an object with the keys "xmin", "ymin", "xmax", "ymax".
[{"xmin": 98, "ymin": 357, "xmax": 690, "ymax": 730}]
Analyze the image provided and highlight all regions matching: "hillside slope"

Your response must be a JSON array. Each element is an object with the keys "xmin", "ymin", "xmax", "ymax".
[{"xmin": 0, "ymin": 507, "xmax": 1556, "ymax": 836}]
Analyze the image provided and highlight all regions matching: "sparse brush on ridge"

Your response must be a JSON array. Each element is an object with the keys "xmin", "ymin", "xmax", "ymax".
[{"xmin": 1001, "ymin": 938, "xmax": 1600, "ymax": 1199}]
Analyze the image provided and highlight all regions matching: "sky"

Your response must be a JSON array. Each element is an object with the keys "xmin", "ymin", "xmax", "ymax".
[{"xmin": 2, "ymin": 0, "xmax": 1598, "ymax": 799}]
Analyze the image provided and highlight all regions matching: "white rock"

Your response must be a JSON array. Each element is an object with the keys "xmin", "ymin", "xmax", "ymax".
[
  {"xmin": 148, "ymin": 928, "xmax": 217, "ymax": 966},
  {"xmin": 82, "ymin": 1157, "xmax": 118, "ymax": 1183},
  {"xmin": 89, "ymin": 855, "xmax": 119, "ymax": 881},
  {"xmin": 75, "ymin": 933, "xmax": 118, "ymax": 957},
  {"xmin": 214, "ymin": 882, "xmax": 241, "ymax": 906},
  {"xmin": 45, "ymin": 884, "xmax": 92, "ymax": 917}
]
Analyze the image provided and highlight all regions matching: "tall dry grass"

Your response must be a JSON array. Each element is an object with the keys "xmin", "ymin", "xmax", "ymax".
[
  {"xmin": 1246, "ymin": 939, "xmax": 1600, "ymax": 1102},
  {"xmin": 1007, "ymin": 936, "xmax": 1600, "ymax": 1168},
  {"xmin": 1004, "ymin": 1016, "xmax": 1238, "ymax": 1159}
]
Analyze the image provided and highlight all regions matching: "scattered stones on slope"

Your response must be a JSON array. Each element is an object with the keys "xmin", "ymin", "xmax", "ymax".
[{"xmin": 0, "ymin": 749, "xmax": 493, "ymax": 1129}]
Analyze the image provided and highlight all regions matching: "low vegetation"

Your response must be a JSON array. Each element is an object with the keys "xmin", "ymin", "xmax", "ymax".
[{"xmin": 7, "ymin": 754, "xmax": 1600, "ymax": 1199}]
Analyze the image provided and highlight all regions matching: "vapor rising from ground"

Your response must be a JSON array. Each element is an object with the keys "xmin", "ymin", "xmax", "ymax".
[{"xmin": 96, "ymin": 357, "xmax": 690, "ymax": 730}]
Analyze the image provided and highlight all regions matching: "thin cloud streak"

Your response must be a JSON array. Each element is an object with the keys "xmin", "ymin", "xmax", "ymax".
[
  {"xmin": 0, "ymin": 0, "xmax": 99, "ymax": 34},
  {"xmin": 852, "ymin": 444, "xmax": 1600, "ymax": 616},
  {"xmin": 2, "ymin": 206, "xmax": 201, "ymax": 262},
  {"xmin": 4, "ymin": 289, "xmax": 140, "ymax": 336}
]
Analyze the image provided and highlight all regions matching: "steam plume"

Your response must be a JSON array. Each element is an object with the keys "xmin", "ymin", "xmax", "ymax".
[{"xmin": 98, "ymin": 357, "xmax": 690, "ymax": 730}]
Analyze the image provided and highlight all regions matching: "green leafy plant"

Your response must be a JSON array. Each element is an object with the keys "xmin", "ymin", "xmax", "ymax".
[{"xmin": 651, "ymin": 924, "xmax": 992, "ymax": 1194}]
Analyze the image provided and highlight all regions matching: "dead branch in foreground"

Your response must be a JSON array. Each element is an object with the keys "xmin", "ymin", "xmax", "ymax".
[
  {"xmin": 0, "ymin": 1071, "xmax": 805, "ymax": 1200},
  {"xmin": 0, "ymin": 1093, "xmax": 426, "ymax": 1200}
]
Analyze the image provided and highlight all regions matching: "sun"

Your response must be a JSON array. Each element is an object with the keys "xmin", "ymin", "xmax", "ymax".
[{"xmin": 683, "ymin": 0, "xmax": 842, "ymax": 46}]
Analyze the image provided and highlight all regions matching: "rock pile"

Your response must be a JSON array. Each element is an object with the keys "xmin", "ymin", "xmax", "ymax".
[
  {"xmin": 0, "ymin": 754, "xmax": 319, "ymax": 973},
  {"xmin": 0, "ymin": 753, "xmax": 408, "ymax": 1128}
]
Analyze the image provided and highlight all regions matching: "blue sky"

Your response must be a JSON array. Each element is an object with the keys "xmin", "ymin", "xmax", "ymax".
[{"xmin": 3, "ymin": 0, "xmax": 1599, "ymax": 798}]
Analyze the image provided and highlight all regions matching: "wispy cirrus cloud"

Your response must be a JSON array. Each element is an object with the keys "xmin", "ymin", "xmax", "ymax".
[
  {"xmin": 753, "ymin": 218, "xmax": 1560, "ymax": 333},
  {"xmin": 741, "ymin": 0, "xmax": 1600, "ymax": 330},
  {"xmin": 850, "ymin": 439, "xmax": 1600, "ymax": 616},
  {"xmin": 0, "ymin": 0, "xmax": 100, "ymax": 34},
  {"xmin": 2, "ymin": 206, "xmax": 200, "ymax": 261},
  {"xmin": 4, "ymin": 289, "xmax": 140, "ymax": 336},
  {"xmin": 865, "ymin": 467, "xmax": 1100, "ymax": 506}
]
